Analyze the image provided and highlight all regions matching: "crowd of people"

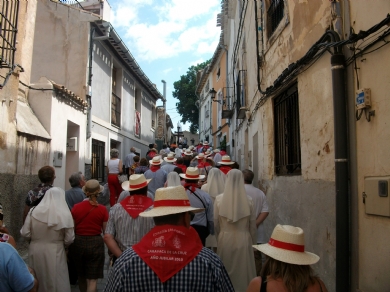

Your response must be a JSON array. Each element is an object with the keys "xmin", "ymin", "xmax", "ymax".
[{"xmin": 0, "ymin": 141, "xmax": 328, "ymax": 292}]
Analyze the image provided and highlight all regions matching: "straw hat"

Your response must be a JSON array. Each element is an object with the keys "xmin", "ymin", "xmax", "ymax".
[
  {"xmin": 196, "ymin": 153, "xmax": 206, "ymax": 160},
  {"xmin": 82, "ymin": 179, "xmax": 104, "ymax": 196},
  {"xmin": 218, "ymin": 155, "xmax": 235, "ymax": 165},
  {"xmin": 140, "ymin": 185, "xmax": 204, "ymax": 217},
  {"xmin": 189, "ymin": 145, "xmax": 195, "ymax": 150},
  {"xmin": 204, "ymin": 150, "xmax": 212, "ymax": 157},
  {"xmin": 253, "ymin": 225, "xmax": 320, "ymax": 265},
  {"xmin": 164, "ymin": 153, "xmax": 177, "ymax": 163},
  {"xmin": 203, "ymin": 141, "xmax": 209, "ymax": 146},
  {"xmin": 213, "ymin": 148, "xmax": 220, "ymax": 153},
  {"xmin": 184, "ymin": 149, "xmax": 193, "ymax": 156},
  {"xmin": 179, "ymin": 167, "xmax": 205, "ymax": 180},
  {"xmin": 122, "ymin": 174, "xmax": 152, "ymax": 191},
  {"xmin": 149, "ymin": 156, "xmax": 163, "ymax": 165}
]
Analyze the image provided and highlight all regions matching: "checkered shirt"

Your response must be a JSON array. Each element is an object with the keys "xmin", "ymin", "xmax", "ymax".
[
  {"xmin": 104, "ymin": 247, "xmax": 234, "ymax": 292},
  {"xmin": 105, "ymin": 202, "xmax": 155, "ymax": 252}
]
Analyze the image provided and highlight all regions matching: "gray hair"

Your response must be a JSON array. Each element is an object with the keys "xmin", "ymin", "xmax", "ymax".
[
  {"xmin": 69, "ymin": 172, "xmax": 83, "ymax": 187},
  {"xmin": 110, "ymin": 148, "xmax": 119, "ymax": 158}
]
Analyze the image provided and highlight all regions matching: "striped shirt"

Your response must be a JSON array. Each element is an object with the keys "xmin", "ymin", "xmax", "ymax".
[
  {"xmin": 104, "ymin": 247, "xmax": 234, "ymax": 292},
  {"xmin": 105, "ymin": 202, "xmax": 155, "ymax": 252}
]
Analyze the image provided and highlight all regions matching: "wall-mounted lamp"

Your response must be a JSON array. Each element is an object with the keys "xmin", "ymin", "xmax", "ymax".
[
  {"xmin": 210, "ymin": 88, "xmax": 225, "ymax": 105},
  {"xmin": 209, "ymin": 88, "xmax": 217, "ymax": 99}
]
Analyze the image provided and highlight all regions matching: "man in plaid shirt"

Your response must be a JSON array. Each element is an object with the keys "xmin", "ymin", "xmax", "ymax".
[{"xmin": 104, "ymin": 185, "xmax": 234, "ymax": 292}]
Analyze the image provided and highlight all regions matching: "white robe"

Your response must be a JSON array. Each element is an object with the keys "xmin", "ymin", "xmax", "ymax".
[{"xmin": 214, "ymin": 194, "xmax": 257, "ymax": 292}]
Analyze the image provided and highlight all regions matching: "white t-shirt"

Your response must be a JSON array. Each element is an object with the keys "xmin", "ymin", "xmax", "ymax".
[
  {"xmin": 107, "ymin": 159, "xmax": 120, "ymax": 174},
  {"xmin": 244, "ymin": 184, "xmax": 269, "ymax": 243}
]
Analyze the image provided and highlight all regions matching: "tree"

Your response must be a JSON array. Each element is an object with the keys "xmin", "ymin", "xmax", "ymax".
[{"xmin": 172, "ymin": 60, "xmax": 210, "ymax": 134}]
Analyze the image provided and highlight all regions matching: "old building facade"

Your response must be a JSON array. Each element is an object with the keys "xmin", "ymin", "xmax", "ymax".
[
  {"xmin": 200, "ymin": 1, "xmax": 390, "ymax": 291},
  {"xmin": 0, "ymin": 0, "xmax": 163, "ymax": 236}
]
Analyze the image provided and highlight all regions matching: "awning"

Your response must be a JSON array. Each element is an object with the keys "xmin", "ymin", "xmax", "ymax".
[{"xmin": 16, "ymin": 100, "xmax": 51, "ymax": 139}]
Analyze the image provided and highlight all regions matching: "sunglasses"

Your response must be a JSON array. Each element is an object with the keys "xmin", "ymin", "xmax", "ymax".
[{"xmin": 189, "ymin": 211, "xmax": 195, "ymax": 221}]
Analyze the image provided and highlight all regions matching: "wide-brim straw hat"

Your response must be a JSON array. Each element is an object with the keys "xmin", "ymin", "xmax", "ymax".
[
  {"xmin": 149, "ymin": 156, "xmax": 163, "ymax": 165},
  {"xmin": 82, "ymin": 179, "xmax": 104, "ymax": 195},
  {"xmin": 179, "ymin": 167, "xmax": 205, "ymax": 180},
  {"xmin": 184, "ymin": 149, "xmax": 193, "ymax": 156},
  {"xmin": 196, "ymin": 153, "xmax": 206, "ymax": 160},
  {"xmin": 140, "ymin": 186, "xmax": 204, "ymax": 217},
  {"xmin": 253, "ymin": 224, "xmax": 320, "ymax": 265},
  {"xmin": 203, "ymin": 141, "xmax": 209, "ymax": 146},
  {"xmin": 213, "ymin": 148, "xmax": 220, "ymax": 153},
  {"xmin": 122, "ymin": 174, "xmax": 152, "ymax": 191},
  {"xmin": 218, "ymin": 155, "xmax": 235, "ymax": 165},
  {"xmin": 164, "ymin": 153, "xmax": 177, "ymax": 163}
]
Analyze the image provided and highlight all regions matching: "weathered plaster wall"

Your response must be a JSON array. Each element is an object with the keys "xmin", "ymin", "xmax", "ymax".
[
  {"xmin": 350, "ymin": 1, "xmax": 390, "ymax": 291},
  {"xmin": 263, "ymin": 176, "xmax": 335, "ymax": 290},
  {"xmin": 31, "ymin": 0, "xmax": 98, "ymax": 97},
  {"xmin": 92, "ymin": 41, "xmax": 111, "ymax": 122},
  {"xmin": 122, "ymin": 72, "xmax": 136, "ymax": 134},
  {"xmin": 228, "ymin": 1, "xmax": 338, "ymax": 290},
  {"xmin": 29, "ymin": 78, "xmax": 87, "ymax": 190}
]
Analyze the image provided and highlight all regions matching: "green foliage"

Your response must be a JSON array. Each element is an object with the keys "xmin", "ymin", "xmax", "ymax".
[{"xmin": 172, "ymin": 60, "xmax": 210, "ymax": 134}]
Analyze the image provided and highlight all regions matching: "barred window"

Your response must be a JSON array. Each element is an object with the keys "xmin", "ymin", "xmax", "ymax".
[
  {"xmin": 0, "ymin": 1, "xmax": 19, "ymax": 68},
  {"xmin": 267, "ymin": 0, "xmax": 284, "ymax": 37},
  {"xmin": 274, "ymin": 83, "xmax": 301, "ymax": 175},
  {"xmin": 92, "ymin": 139, "xmax": 105, "ymax": 182},
  {"xmin": 111, "ymin": 67, "xmax": 121, "ymax": 127}
]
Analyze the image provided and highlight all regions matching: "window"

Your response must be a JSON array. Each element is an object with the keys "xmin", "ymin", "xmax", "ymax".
[
  {"xmin": 274, "ymin": 83, "xmax": 301, "ymax": 175},
  {"xmin": 0, "ymin": 1, "xmax": 19, "ymax": 68},
  {"xmin": 236, "ymin": 70, "xmax": 246, "ymax": 115},
  {"xmin": 267, "ymin": 0, "xmax": 285, "ymax": 37},
  {"xmin": 151, "ymin": 106, "xmax": 156, "ymax": 129},
  {"xmin": 216, "ymin": 66, "xmax": 221, "ymax": 80},
  {"xmin": 111, "ymin": 67, "xmax": 121, "ymax": 127},
  {"xmin": 91, "ymin": 139, "xmax": 105, "ymax": 182},
  {"xmin": 205, "ymin": 80, "xmax": 210, "ymax": 93}
]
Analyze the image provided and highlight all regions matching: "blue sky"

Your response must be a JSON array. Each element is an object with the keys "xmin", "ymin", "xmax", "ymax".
[{"xmin": 107, "ymin": 0, "xmax": 222, "ymax": 131}]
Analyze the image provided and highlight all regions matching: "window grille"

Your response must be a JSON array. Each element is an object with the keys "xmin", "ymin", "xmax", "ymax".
[
  {"xmin": 274, "ymin": 83, "xmax": 301, "ymax": 175},
  {"xmin": 111, "ymin": 67, "xmax": 121, "ymax": 127},
  {"xmin": 92, "ymin": 139, "xmax": 105, "ymax": 182},
  {"xmin": 111, "ymin": 93, "xmax": 121, "ymax": 127},
  {"xmin": 236, "ymin": 70, "xmax": 246, "ymax": 115},
  {"xmin": 267, "ymin": 0, "xmax": 284, "ymax": 37},
  {"xmin": 0, "ymin": 1, "xmax": 19, "ymax": 68}
]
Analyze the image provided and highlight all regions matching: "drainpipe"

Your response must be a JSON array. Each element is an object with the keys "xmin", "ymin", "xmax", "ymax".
[
  {"xmin": 87, "ymin": 22, "xmax": 111, "ymax": 140},
  {"xmin": 86, "ymin": 26, "xmax": 95, "ymax": 140},
  {"xmin": 161, "ymin": 80, "xmax": 167, "ymax": 143},
  {"xmin": 343, "ymin": 1, "xmax": 359, "ymax": 290},
  {"xmin": 331, "ymin": 52, "xmax": 350, "ymax": 292}
]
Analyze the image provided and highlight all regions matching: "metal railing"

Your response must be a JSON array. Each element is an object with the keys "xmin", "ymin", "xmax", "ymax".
[
  {"xmin": 57, "ymin": 0, "xmax": 85, "ymax": 10},
  {"xmin": 0, "ymin": 1, "xmax": 19, "ymax": 68}
]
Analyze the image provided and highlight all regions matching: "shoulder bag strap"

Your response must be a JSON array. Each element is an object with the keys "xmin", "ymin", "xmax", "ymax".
[
  {"xmin": 75, "ymin": 206, "xmax": 97, "ymax": 226},
  {"xmin": 185, "ymin": 187, "xmax": 208, "ymax": 223}
]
